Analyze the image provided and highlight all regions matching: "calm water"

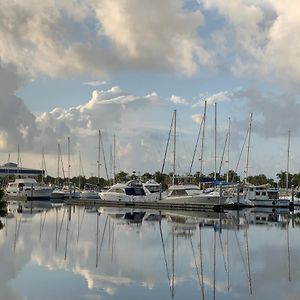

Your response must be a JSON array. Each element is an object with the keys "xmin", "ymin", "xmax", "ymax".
[{"xmin": 0, "ymin": 203, "xmax": 299, "ymax": 300}]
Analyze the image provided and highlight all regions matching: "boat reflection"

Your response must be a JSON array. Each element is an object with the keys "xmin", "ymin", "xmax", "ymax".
[{"xmin": 0, "ymin": 204, "xmax": 297, "ymax": 300}]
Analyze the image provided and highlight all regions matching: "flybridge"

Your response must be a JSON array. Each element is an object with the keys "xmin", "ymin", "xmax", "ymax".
[{"xmin": 0, "ymin": 162, "xmax": 44, "ymax": 177}]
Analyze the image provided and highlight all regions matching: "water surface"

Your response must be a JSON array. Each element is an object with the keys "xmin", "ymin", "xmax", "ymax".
[{"xmin": 0, "ymin": 204, "xmax": 299, "ymax": 300}]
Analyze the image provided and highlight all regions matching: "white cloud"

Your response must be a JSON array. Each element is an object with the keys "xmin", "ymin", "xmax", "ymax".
[
  {"xmin": 170, "ymin": 95, "xmax": 188, "ymax": 105},
  {"xmin": 193, "ymin": 91, "xmax": 231, "ymax": 107},
  {"xmin": 202, "ymin": 0, "xmax": 300, "ymax": 85},
  {"xmin": 191, "ymin": 114, "xmax": 203, "ymax": 124},
  {"xmin": 83, "ymin": 81, "xmax": 108, "ymax": 86},
  {"xmin": 0, "ymin": 0, "xmax": 212, "ymax": 78}
]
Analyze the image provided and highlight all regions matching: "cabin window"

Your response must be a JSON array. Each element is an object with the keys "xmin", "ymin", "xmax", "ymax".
[
  {"xmin": 268, "ymin": 192, "xmax": 279, "ymax": 199},
  {"xmin": 145, "ymin": 186, "xmax": 160, "ymax": 193},
  {"xmin": 125, "ymin": 187, "xmax": 146, "ymax": 196},
  {"xmin": 109, "ymin": 188, "xmax": 125, "ymax": 194},
  {"xmin": 256, "ymin": 191, "xmax": 260, "ymax": 196},
  {"xmin": 262, "ymin": 192, "xmax": 266, "ymax": 196}
]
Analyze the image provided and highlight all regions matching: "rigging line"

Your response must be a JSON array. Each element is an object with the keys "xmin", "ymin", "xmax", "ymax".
[
  {"xmin": 219, "ymin": 133, "xmax": 228, "ymax": 175},
  {"xmin": 59, "ymin": 144, "xmax": 66, "ymax": 179},
  {"xmin": 233, "ymin": 229, "xmax": 249, "ymax": 282},
  {"xmin": 159, "ymin": 220, "xmax": 172, "ymax": 295},
  {"xmin": 190, "ymin": 236, "xmax": 202, "ymax": 294},
  {"xmin": 57, "ymin": 208, "xmax": 66, "ymax": 247},
  {"xmin": 213, "ymin": 228, "xmax": 216, "ymax": 300},
  {"xmin": 100, "ymin": 131, "xmax": 110, "ymax": 182},
  {"xmin": 287, "ymin": 222, "xmax": 291, "ymax": 282},
  {"xmin": 97, "ymin": 215, "xmax": 109, "ymax": 267},
  {"xmin": 77, "ymin": 209, "xmax": 86, "ymax": 243},
  {"xmin": 161, "ymin": 112, "xmax": 175, "ymax": 175},
  {"xmin": 189, "ymin": 118, "xmax": 204, "ymax": 175},
  {"xmin": 234, "ymin": 126, "xmax": 249, "ymax": 175},
  {"xmin": 226, "ymin": 229, "xmax": 230, "ymax": 291},
  {"xmin": 218, "ymin": 232, "xmax": 228, "ymax": 274},
  {"xmin": 64, "ymin": 211, "xmax": 70, "ymax": 261},
  {"xmin": 39, "ymin": 211, "xmax": 47, "ymax": 240},
  {"xmin": 199, "ymin": 224, "xmax": 205, "ymax": 300},
  {"xmin": 245, "ymin": 224, "xmax": 253, "ymax": 294},
  {"xmin": 96, "ymin": 212, "xmax": 100, "ymax": 268}
]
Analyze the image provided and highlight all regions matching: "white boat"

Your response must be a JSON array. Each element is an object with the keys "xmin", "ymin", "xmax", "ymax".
[
  {"xmin": 51, "ymin": 187, "xmax": 66, "ymax": 199},
  {"xmin": 245, "ymin": 185, "xmax": 290, "ymax": 207},
  {"xmin": 161, "ymin": 184, "xmax": 226, "ymax": 205},
  {"xmin": 5, "ymin": 178, "xmax": 53, "ymax": 201},
  {"xmin": 143, "ymin": 180, "xmax": 161, "ymax": 193},
  {"xmin": 80, "ymin": 184, "xmax": 100, "ymax": 199},
  {"xmin": 100, "ymin": 180, "xmax": 160, "ymax": 202},
  {"xmin": 63, "ymin": 185, "xmax": 81, "ymax": 199}
]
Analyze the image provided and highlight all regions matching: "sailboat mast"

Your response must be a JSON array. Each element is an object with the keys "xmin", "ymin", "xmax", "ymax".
[
  {"xmin": 97, "ymin": 130, "xmax": 101, "ymax": 189},
  {"xmin": 68, "ymin": 137, "xmax": 71, "ymax": 199},
  {"xmin": 57, "ymin": 144, "xmax": 60, "ymax": 185},
  {"xmin": 17, "ymin": 144, "xmax": 20, "ymax": 176},
  {"xmin": 245, "ymin": 113, "xmax": 253, "ymax": 181},
  {"xmin": 41, "ymin": 147, "xmax": 45, "ymax": 183},
  {"xmin": 286, "ymin": 129, "xmax": 291, "ymax": 193},
  {"xmin": 200, "ymin": 100, "xmax": 207, "ymax": 180},
  {"xmin": 227, "ymin": 117, "xmax": 231, "ymax": 183},
  {"xmin": 113, "ymin": 134, "xmax": 116, "ymax": 184},
  {"xmin": 214, "ymin": 103, "xmax": 217, "ymax": 181},
  {"xmin": 173, "ymin": 109, "xmax": 176, "ymax": 185}
]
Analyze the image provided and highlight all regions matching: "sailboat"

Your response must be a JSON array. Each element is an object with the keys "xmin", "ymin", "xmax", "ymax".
[{"xmin": 160, "ymin": 109, "xmax": 227, "ymax": 205}]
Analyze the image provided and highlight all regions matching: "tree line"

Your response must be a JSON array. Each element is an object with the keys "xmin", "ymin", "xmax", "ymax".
[{"xmin": 1, "ymin": 169, "xmax": 299, "ymax": 190}]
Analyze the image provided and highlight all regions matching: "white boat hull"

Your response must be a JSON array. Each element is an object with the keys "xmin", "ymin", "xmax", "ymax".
[{"xmin": 251, "ymin": 199, "xmax": 290, "ymax": 207}]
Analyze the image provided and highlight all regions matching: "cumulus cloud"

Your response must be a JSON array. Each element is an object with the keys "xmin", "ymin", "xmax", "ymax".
[
  {"xmin": 202, "ymin": 0, "xmax": 300, "ymax": 85},
  {"xmin": 191, "ymin": 114, "xmax": 203, "ymax": 124},
  {"xmin": 193, "ymin": 90, "xmax": 232, "ymax": 107},
  {"xmin": 83, "ymin": 81, "xmax": 108, "ymax": 86},
  {"xmin": 0, "ymin": 0, "xmax": 212, "ymax": 78},
  {"xmin": 170, "ymin": 95, "xmax": 188, "ymax": 105}
]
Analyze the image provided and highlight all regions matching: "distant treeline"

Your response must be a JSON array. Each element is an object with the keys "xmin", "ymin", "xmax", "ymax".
[{"xmin": 0, "ymin": 169, "xmax": 299, "ymax": 190}]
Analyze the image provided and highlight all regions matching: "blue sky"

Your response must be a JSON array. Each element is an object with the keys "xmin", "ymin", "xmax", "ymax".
[{"xmin": 1, "ymin": 0, "xmax": 300, "ymax": 179}]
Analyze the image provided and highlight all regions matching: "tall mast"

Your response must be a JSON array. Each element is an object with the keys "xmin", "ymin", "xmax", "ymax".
[
  {"xmin": 97, "ymin": 130, "xmax": 101, "ymax": 189},
  {"xmin": 226, "ymin": 117, "xmax": 231, "ymax": 183},
  {"xmin": 200, "ymin": 100, "xmax": 207, "ymax": 180},
  {"xmin": 113, "ymin": 135, "xmax": 116, "ymax": 184},
  {"xmin": 245, "ymin": 113, "xmax": 253, "ymax": 181},
  {"xmin": 68, "ymin": 136, "xmax": 71, "ymax": 199},
  {"xmin": 110, "ymin": 144, "xmax": 113, "ymax": 185},
  {"xmin": 57, "ymin": 144, "xmax": 60, "ymax": 185},
  {"xmin": 17, "ymin": 144, "xmax": 20, "ymax": 176},
  {"xmin": 214, "ymin": 103, "xmax": 217, "ymax": 181},
  {"xmin": 41, "ymin": 147, "xmax": 45, "ymax": 183},
  {"xmin": 286, "ymin": 129, "xmax": 291, "ymax": 193},
  {"xmin": 173, "ymin": 109, "xmax": 176, "ymax": 185}
]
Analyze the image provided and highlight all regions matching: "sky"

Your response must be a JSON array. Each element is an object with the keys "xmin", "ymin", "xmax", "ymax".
[{"xmin": 1, "ymin": 0, "xmax": 300, "ymax": 179}]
